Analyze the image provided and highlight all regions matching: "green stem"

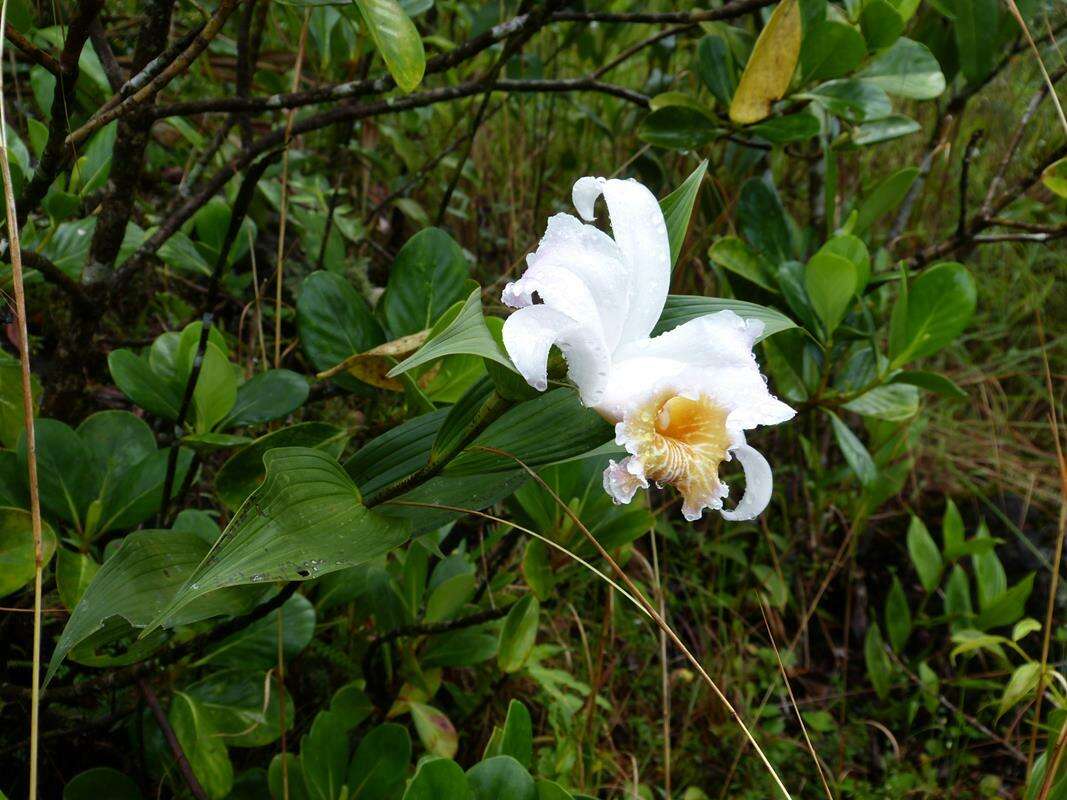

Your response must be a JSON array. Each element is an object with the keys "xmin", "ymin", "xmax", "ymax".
[{"xmin": 364, "ymin": 389, "xmax": 512, "ymax": 508}]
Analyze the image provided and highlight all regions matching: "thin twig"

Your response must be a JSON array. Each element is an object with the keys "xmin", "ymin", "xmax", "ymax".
[
  {"xmin": 139, "ymin": 679, "xmax": 209, "ymax": 800},
  {"xmin": 274, "ymin": 10, "xmax": 309, "ymax": 369},
  {"xmin": 4, "ymin": 22, "xmax": 60, "ymax": 74}
]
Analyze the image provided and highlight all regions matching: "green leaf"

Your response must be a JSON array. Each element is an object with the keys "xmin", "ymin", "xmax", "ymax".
[
  {"xmin": 522, "ymin": 540, "xmax": 553, "ymax": 601},
  {"xmin": 660, "ymin": 159, "xmax": 708, "ymax": 268},
  {"xmin": 535, "ymin": 780, "xmax": 575, "ymax": 800},
  {"xmin": 907, "ymin": 516, "xmax": 943, "ymax": 593},
  {"xmin": 22, "ymin": 418, "xmax": 96, "ymax": 526},
  {"xmin": 944, "ymin": 565, "xmax": 973, "ymax": 629},
  {"xmin": 854, "ymin": 167, "xmax": 919, "ymax": 234},
  {"xmin": 353, "ymin": 0, "xmax": 425, "ymax": 92},
  {"xmin": 799, "ymin": 79, "xmax": 891, "ymax": 122},
  {"xmin": 864, "ymin": 622, "xmax": 892, "ymax": 700},
  {"xmin": 186, "ymin": 669, "xmax": 294, "ymax": 748},
  {"xmin": 46, "ymin": 530, "xmax": 259, "ymax": 683},
  {"xmin": 638, "ymin": 106, "xmax": 718, "ymax": 150},
  {"xmin": 383, "ymin": 228, "xmax": 471, "ymax": 337},
  {"xmin": 954, "ymin": 0, "xmax": 998, "ymax": 84},
  {"xmin": 890, "ymin": 370, "xmax": 967, "ymax": 399},
  {"xmin": 148, "ymin": 448, "xmax": 411, "ymax": 630},
  {"xmin": 499, "ymin": 700, "xmax": 534, "ymax": 768},
  {"xmin": 860, "ymin": 0, "xmax": 904, "ymax": 50},
  {"xmin": 842, "ymin": 384, "xmax": 919, "ymax": 421},
  {"xmin": 889, "ymin": 262, "xmax": 976, "ymax": 364},
  {"xmin": 999, "ymin": 663, "xmax": 1041, "ymax": 718},
  {"xmin": 708, "ymin": 236, "xmax": 776, "ymax": 292},
  {"xmin": 221, "ymin": 370, "xmax": 309, "ymax": 429},
  {"xmin": 885, "ymin": 575, "xmax": 911, "ymax": 652},
  {"xmin": 0, "ymin": 507, "xmax": 57, "ymax": 597},
  {"xmin": 389, "ymin": 289, "xmax": 513, "ymax": 377},
  {"xmin": 655, "ymin": 296, "xmax": 796, "ymax": 339},
  {"xmin": 170, "ymin": 691, "xmax": 234, "ymax": 800},
  {"xmin": 268, "ymin": 754, "xmax": 309, "ymax": 800},
  {"xmin": 0, "ymin": 356, "xmax": 41, "ymax": 448},
  {"xmin": 444, "ymin": 389, "xmax": 612, "ymax": 476},
  {"xmin": 201, "ymin": 594, "xmax": 316, "ymax": 669},
  {"xmin": 857, "ymin": 38, "xmax": 945, "ymax": 99},
  {"xmin": 63, "ymin": 768, "xmax": 142, "ymax": 800},
  {"xmin": 345, "ymin": 408, "xmax": 449, "ymax": 497},
  {"xmin": 816, "ymin": 234, "xmax": 871, "ymax": 290},
  {"xmin": 804, "ymin": 251, "xmax": 856, "ymax": 335},
  {"xmin": 347, "ymin": 723, "xmax": 411, "ymax": 799},
  {"xmin": 799, "ymin": 21, "xmax": 867, "ymax": 83},
  {"xmin": 849, "ymin": 114, "xmax": 921, "ymax": 146},
  {"xmin": 738, "ymin": 177, "xmax": 793, "ymax": 263},
  {"xmin": 403, "ymin": 758, "xmax": 471, "ymax": 800},
  {"xmin": 178, "ymin": 340, "xmax": 237, "ymax": 434},
  {"xmin": 424, "ymin": 572, "xmax": 476, "ymax": 623},
  {"xmin": 301, "ymin": 711, "xmax": 348, "ymax": 800},
  {"xmin": 1042, "ymin": 157, "xmax": 1067, "ymax": 198},
  {"xmin": 827, "ymin": 411, "xmax": 878, "ymax": 487},
  {"xmin": 467, "ymin": 756, "xmax": 536, "ymax": 800},
  {"xmin": 973, "ymin": 533, "xmax": 1007, "ymax": 609},
  {"xmin": 498, "ymin": 595, "xmax": 540, "ymax": 673},
  {"xmin": 297, "ymin": 271, "xmax": 385, "ymax": 391},
  {"xmin": 695, "ymin": 35, "xmax": 737, "ymax": 107},
  {"xmin": 56, "ymin": 548, "xmax": 99, "ymax": 610},
  {"xmin": 1013, "ymin": 618, "xmax": 1042, "ymax": 642},
  {"xmin": 975, "ymin": 574, "xmax": 1034, "ymax": 631},
  {"xmin": 215, "ymin": 422, "xmax": 350, "ymax": 509},
  {"xmin": 942, "ymin": 498, "xmax": 965, "ymax": 559},
  {"xmin": 409, "ymin": 702, "xmax": 459, "ymax": 758},
  {"xmin": 749, "ymin": 111, "xmax": 820, "ymax": 143},
  {"xmin": 730, "ymin": 0, "xmax": 802, "ymax": 124}
]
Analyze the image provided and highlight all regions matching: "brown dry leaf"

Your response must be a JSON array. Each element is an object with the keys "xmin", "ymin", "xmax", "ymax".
[
  {"xmin": 728, "ymin": 0, "xmax": 802, "ymax": 125},
  {"xmin": 316, "ymin": 330, "xmax": 431, "ymax": 391}
]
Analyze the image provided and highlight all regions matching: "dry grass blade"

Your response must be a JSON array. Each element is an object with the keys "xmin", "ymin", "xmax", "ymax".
[
  {"xmin": 274, "ymin": 10, "xmax": 310, "ymax": 369},
  {"xmin": 1004, "ymin": 0, "xmax": 1067, "ymax": 135},
  {"xmin": 757, "ymin": 596, "xmax": 835, "ymax": 800},
  {"xmin": 0, "ymin": 0, "xmax": 46, "ymax": 793},
  {"xmin": 470, "ymin": 445, "xmax": 795, "ymax": 799}
]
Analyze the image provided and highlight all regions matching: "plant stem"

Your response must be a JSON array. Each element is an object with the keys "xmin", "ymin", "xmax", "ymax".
[{"xmin": 139, "ymin": 679, "xmax": 208, "ymax": 800}]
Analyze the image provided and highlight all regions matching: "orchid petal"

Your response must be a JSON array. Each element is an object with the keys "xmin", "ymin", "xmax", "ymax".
[
  {"xmin": 602, "ymin": 456, "xmax": 648, "ymax": 506},
  {"xmin": 599, "ymin": 311, "xmax": 795, "ymax": 429},
  {"xmin": 720, "ymin": 443, "xmax": 773, "ymax": 521},
  {"xmin": 501, "ymin": 304, "xmax": 611, "ymax": 404},
  {"xmin": 504, "ymin": 213, "xmax": 630, "ymax": 351},
  {"xmin": 570, "ymin": 177, "xmax": 671, "ymax": 346}
]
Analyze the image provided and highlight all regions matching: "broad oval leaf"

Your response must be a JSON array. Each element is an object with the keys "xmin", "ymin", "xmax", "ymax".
[
  {"xmin": 0, "ymin": 507, "xmax": 57, "ymax": 597},
  {"xmin": 498, "ymin": 595, "xmax": 539, "ymax": 673},
  {"xmin": 383, "ymin": 227, "xmax": 471, "ymax": 337},
  {"xmin": 403, "ymin": 758, "xmax": 471, "ymax": 800},
  {"xmin": 857, "ymin": 37, "xmax": 945, "ymax": 99},
  {"xmin": 889, "ymin": 262, "xmax": 976, "ymax": 364},
  {"xmin": 467, "ymin": 756, "xmax": 536, "ymax": 800},
  {"xmin": 348, "ymin": 722, "xmax": 411, "ymax": 799},
  {"xmin": 148, "ymin": 448, "xmax": 411, "ymax": 631}
]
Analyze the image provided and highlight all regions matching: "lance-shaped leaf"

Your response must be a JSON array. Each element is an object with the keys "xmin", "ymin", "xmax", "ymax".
[
  {"xmin": 660, "ymin": 159, "xmax": 708, "ymax": 269},
  {"xmin": 147, "ymin": 447, "xmax": 410, "ymax": 632},
  {"xmin": 389, "ymin": 289, "xmax": 514, "ymax": 376},
  {"xmin": 654, "ymin": 296, "xmax": 796, "ymax": 340},
  {"xmin": 729, "ymin": 0, "xmax": 802, "ymax": 124}
]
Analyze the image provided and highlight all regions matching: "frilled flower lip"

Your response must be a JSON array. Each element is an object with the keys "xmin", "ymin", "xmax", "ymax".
[{"xmin": 501, "ymin": 175, "xmax": 794, "ymax": 521}]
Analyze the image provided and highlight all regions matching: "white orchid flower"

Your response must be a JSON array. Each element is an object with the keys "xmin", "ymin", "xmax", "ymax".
[{"xmin": 501, "ymin": 176, "xmax": 795, "ymax": 522}]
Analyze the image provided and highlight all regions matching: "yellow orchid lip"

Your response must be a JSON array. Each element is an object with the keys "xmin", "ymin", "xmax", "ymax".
[{"xmin": 613, "ymin": 392, "xmax": 732, "ymax": 522}]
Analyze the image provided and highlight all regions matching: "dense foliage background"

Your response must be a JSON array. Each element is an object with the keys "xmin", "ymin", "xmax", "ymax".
[{"xmin": 0, "ymin": 0, "xmax": 1064, "ymax": 798}]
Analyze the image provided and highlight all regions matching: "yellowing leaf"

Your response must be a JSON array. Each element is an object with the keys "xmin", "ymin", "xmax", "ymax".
[
  {"xmin": 316, "ymin": 330, "xmax": 432, "ymax": 391},
  {"xmin": 729, "ymin": 0, "xmax": 802, "ymax": 124}
]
